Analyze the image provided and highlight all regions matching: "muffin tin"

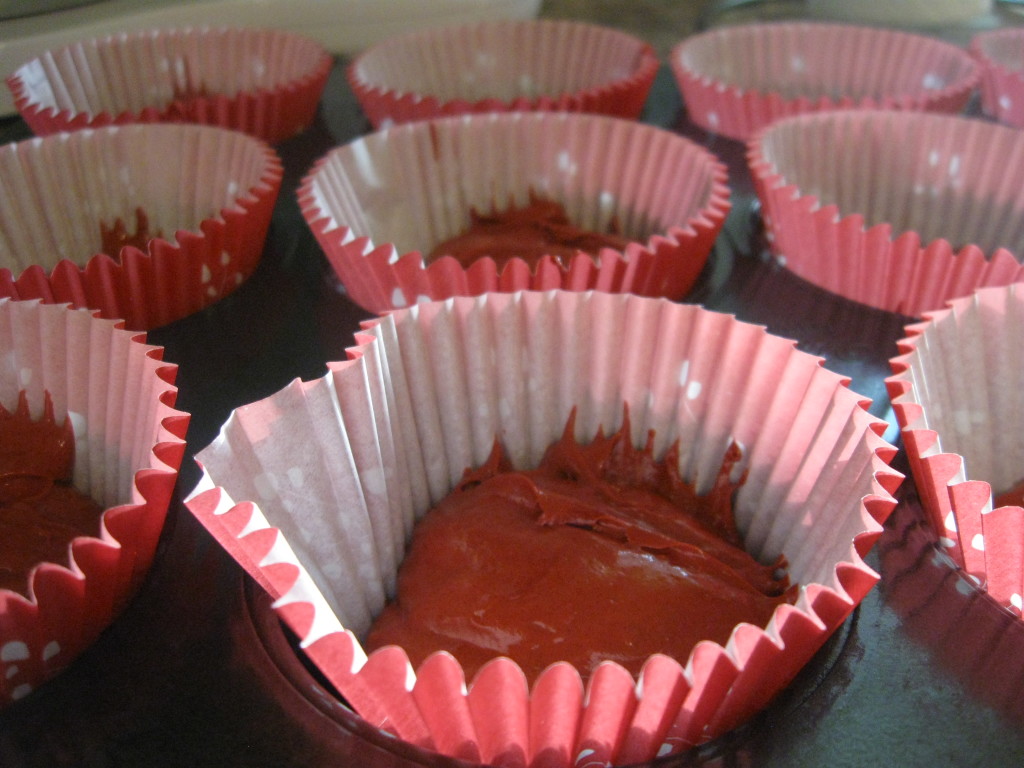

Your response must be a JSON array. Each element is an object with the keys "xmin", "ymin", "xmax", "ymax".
[{"xmin": 1, "ymin": 11, "xmax": 1024, "ymax": 768}]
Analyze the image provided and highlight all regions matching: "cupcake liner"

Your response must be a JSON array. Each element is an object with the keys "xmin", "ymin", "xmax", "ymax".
[
  {"xmin": 887, "ymin": 282, "xmax": 1024, "ymax": 618},
  {"xmin": 0, "ymin": 123, "xmax": 283, "ymax": 331},
  {"xmin": 186, "ymin": 290, "xmax": 901, "ymax": 766},
  {"xmin": 671, "ymin": 22, "xmax": 979, "ymax": 142},
  {"xmin": 879, "ymin": 499, "xmax": 1024, "ymax": 725},
  {"xmin": 748, "ymin": 109, "xmax": 1024, "ymax": 317},
  {"xmin": 0, "ymin": 299, "xmax": 188, "ymax": 706},
  {"xmin": 298, "ymin": 111, "xmax": 730, "ymax": 314},
  {"xmin": 972, "ymin": 29, "xmax": 1024, "ymax": 130},
  {"xmin": 347, "ymin": 19, "xmax": 659, "ymax": 129},
  {"xmin": 6, "ymin": 26, "xmax": 332, "ymax": 144}
]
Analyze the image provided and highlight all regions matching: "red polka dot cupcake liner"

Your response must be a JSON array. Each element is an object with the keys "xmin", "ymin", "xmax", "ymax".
[
  {"xmin": 0, "ymin": 123, "xmax": 283, "ymax": 331},
  {"xmin": 298, "ymin": 111, "xmax": 729, "ymax": 314},
  {"xmin": 972, "ymin": 28, "xmax": 1024, "ymax": 130},
  {"xmin": 348, "ymin": 19, "xmax": 659, "ymax": 128},
  {"xmin": 879, "ymin": 490, "xmax": 1024, "ymax": 724},
  {"xmin": 0, "ymin": 299, "xmax": 188, "ymax": 706},
  {"xmin": 6, "ymin": 26, "xmax": 332, "ymax": 144},
  {"xmin": 748, "ymin": 109, "xmax": 1024, "ymax": 316},
  {"xmin": 186, "ymin": 290, "xmax": 900, "ymax": 766},
  {"xmin": 887, "ymin": 281, "xmax": 1024, "ymax": 619},
  {"xmin": 671, "ymin": 21, "xmax": 979, "ymax": 142}
]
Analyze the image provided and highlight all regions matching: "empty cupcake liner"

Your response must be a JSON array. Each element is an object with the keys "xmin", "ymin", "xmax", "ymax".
[
  {"xmin": 879, "ymin": 499, "xmax": 1024, "ymax": 725},
  {"xmin": 887, "ymin": 281, "xmax": 1024, "ymax": 619},
  {"xmin": 0, "ymin": 299, "xmax": 188, "ymax": 706},
  {"xmin": 748, "ymin": 109, "xmax": 1024, "ymax": 317},
  {"xmin": 972, "ymin": 28, "xmax": 1024, "ymax": 130},
  {"xmin": 298, "ymin": 111, "xmax": 730, "ymax": 315},
  {"xmin": 186, "ymin": 289, "xmax": 901, "ymax": 766},
  {"xmin": 0, "ymin": 123, "xmax": 283, "ymax": 331},
  {"xmin": 6, "ymin": 25, "xmax": 333, "ymax": 144},
  {"xmin": 347, "ymin": 19, "xmax": 659, "ymax": 128},
  {"xmin": 671, "ymin": 22, "xmax": 979, "ymax": 142}
]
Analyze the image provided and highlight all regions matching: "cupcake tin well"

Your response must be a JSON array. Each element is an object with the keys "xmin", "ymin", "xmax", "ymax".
[{"xmin": 1, "ymin": 12, "xmax": 1023, "ymax": 768}]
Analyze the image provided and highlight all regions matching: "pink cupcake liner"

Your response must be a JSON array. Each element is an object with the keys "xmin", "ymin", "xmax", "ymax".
[
  {"xmin": 972, "ymin": 28, "xmax": 1024, "ymax": 129},
  {"xmin": 348, "ymin": 19, "xmax": 659, "ymax": 129},
  {"xmin": 671, "ymin": 22, "xmax": 980, "ymax": 142},
  {"xmin": 186, "ymin": 290, "xmax": 901, "ymax": 766},
  {"xmin": 0, "ymin": 299, "xmax": 188, "ymax": 706},
  {"xmin": 880, "ymin": 501, "xmax": 1024, "ymax": 725},
  {"xmin": 298, "ymin": 111, "xmax": 730, "ymax": 314},
  {"xmin": 887, "ymin": 282, "xmax": 1024, "ymax": 619},
  {"xmin": 748, "ymin": 109, "xmax": 1024, "ymax": 317},
  {"xmin": 0, "ymin": 123, "xmax": 283, "ymax": 332},
  {"xmin": 6, "ymin": 26, "xmax": 332, "ymax": 144}
]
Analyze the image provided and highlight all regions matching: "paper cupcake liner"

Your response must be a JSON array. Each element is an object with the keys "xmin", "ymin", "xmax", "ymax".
[
  {"xmin": 0, "ymin": 299, "xmax": 188, "ymax": 706},
  {"xmin": 671, "ymin": 22, "xmax": 979, "ymax": 142},
  {"xmin": 186, "ymin": 290, "xmax": 901, "ymax": 766},
  {"xmin": 748, "ymin": 109, "xmax": 1024, "ymax": 317},
  {"xmin": 0, "ymin": 123, "xmax": 283, "ymax": 331},
  {"xmin": 6, "ymin": 26, "xmax": 332, "ymax": 145},
  {"xmin": 972, "ymin": 29, "xmax": 1024, "ymax": 130},
  {"xmin": 879, "ymin": 499, "xmax": 1024, "ymax": 724},
  {"xmin": 348, "ymin": 19, "xmax": 659, "ymax": 129},
  {"xmin": 298, "ymin": 111, "xmax": 730, "ymax": 314},
  {"xmin": 887, "ymin": 282, "xmax": 1024, "ymax": 619}
]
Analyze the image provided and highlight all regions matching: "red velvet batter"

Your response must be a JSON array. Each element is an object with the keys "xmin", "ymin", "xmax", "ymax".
[
  {"xmin": 366, "ymin": 412, "xmax": 796, "ymax": 682},
  {"xmin": 0, "ymin": 392, "xmax": 103, "ymax": 595},
  {"xmin": 427, "ymin": 194, "xmax": 632, "ymax": 271},
  {"xmin": 100, "ymin": 207, "xmax": 161, "ymax": 254}
]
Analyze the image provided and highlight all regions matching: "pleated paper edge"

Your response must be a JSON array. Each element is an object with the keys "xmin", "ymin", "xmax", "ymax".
[
  {"xmin": 0, "ymin": 124, "xmax": 284, "ymax": 331},
  {"xmin": 0, "ymin": 299, "xmax": 189, "ymax": 706},
  {"xmin": 185, "ymin": 291, "xmax": 902, "ymax": 767},
  {"xmin": 296, "ymin": 117, "xmax": 731, "ymax": 315},
  {"xmin": 347, "ymin": 19, "xmax": 660, "ymax": 128},
  {"xmin": 670, "ymin": 22, "xmax": 979, "ymax": 142},
  {"xmin": 886, "ymin": 284, "xmax": 1024, "ymax": 619},
  {"xmin": 971, "ymin": 29, "xmax": 1024, "ymax": 129},
  {"xmin": 5, "ymin": 26, "xmax": 332, "ymax": 144},
  {"xmin": 746, "ymin": 110, "xmax": 1024, "ymax": 316}
]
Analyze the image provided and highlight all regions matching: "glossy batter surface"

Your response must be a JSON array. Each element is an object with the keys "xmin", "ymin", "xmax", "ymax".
[
  {"xmin": 0, "ymin": 393, "xmax": 103, "ymax": 595},
  {"xmin": 367, "ymin": 414, "xmax": 796, "ymax": 682},
  {"xmin": 427, "ymin": 194, "xmax": 632, "ymax": 270}
]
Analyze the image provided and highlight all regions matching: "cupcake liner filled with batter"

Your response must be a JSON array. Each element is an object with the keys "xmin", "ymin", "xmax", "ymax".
[
  {"xmin": 887, "ymin": 281, "xmax": 1024, "ymax": 619},
  {"xmin": 671, "ymin": 21, "xmax": 979, "ymax": 142},
  {"xmin": 748, "ymin": 109, "xmax": 1024, "ymax": 317},
  {"xmin": 348, "ymin": 18, "xmax": 659, "ymax": 128},
  {"xmin": 6, "ymin": 26, "xmax": 332, "ymax": 144},
  {"xmin": 298, "ymin": 110, "xmax": 729, "ymax": 314},
  {"xmin": 186, "ymin": 289, "xmax": 901, "ymax": 767},
  {"xmin": 0, "ymin": 123, "xmax": 282, "ymax": 331},
  {"xmin": 0, "ymin": 299, "xmax": 188, "ymax": 706}
]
